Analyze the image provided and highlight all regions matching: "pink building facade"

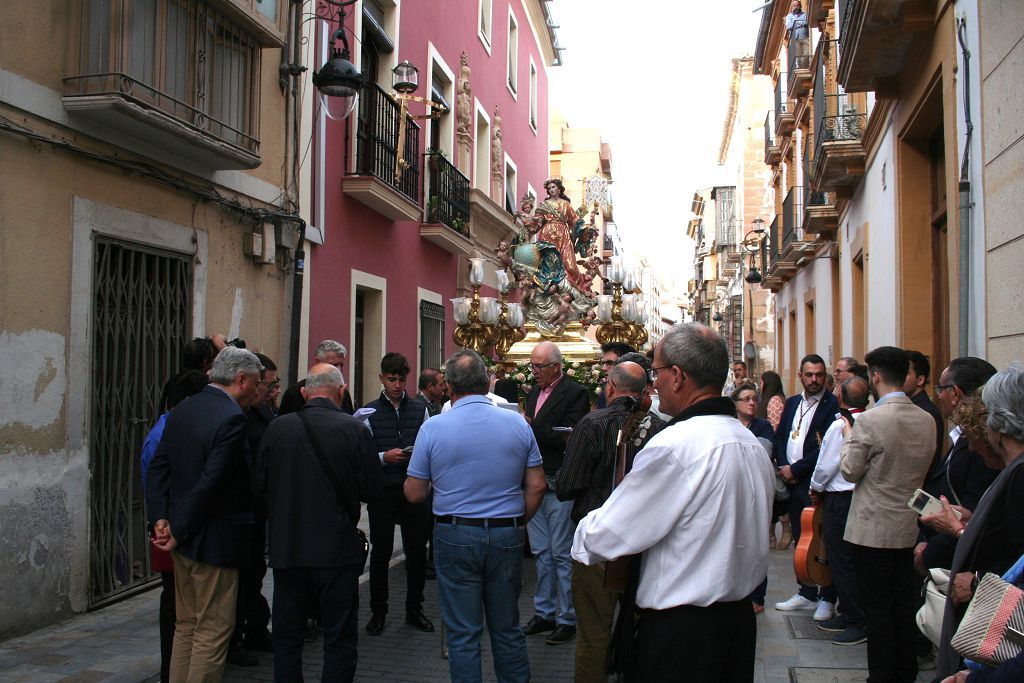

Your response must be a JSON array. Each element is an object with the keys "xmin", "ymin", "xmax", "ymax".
[{"xmin": 306, "ymin": 0, "xmax": 559, "ymax": 405}]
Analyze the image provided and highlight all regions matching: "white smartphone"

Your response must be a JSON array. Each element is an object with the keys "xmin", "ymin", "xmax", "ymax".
[
  {"xmin": 908, "ymin": 488, "xmax": 963, "ymax": 519},
  {"xmin": 552, "ymin": 426, "xmax": 573, "ymax": 433}
]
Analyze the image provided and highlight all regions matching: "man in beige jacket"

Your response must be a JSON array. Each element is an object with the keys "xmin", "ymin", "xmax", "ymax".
[{"xmin": 841, "ymin": 346, "xmax": 936, "ymax": 683}]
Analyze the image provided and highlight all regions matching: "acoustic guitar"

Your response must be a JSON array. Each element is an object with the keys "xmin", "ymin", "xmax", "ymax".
[
  {"xmin": 793, "ymin": 504, "xmax": 832, "ymax": 587},
  {"xmin": 603, "ymin": 395, "xmax": 650, "ymax": 592}
]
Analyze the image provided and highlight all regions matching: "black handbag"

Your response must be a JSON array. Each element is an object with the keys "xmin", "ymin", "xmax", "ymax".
[{"xmin": 297, "ymin": 410, "xmax": 370, "ymax": 571}]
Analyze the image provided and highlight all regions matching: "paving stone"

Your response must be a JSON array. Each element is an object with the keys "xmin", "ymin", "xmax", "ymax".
[{"xmin": 784, "ymin": 615, "xmax": 835, "ymax": 640}]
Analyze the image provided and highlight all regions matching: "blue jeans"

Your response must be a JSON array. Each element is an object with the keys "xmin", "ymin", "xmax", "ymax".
[
  {"xmin": 527, "ymin": 491, "xmax": 576, "ymax": 625},
  {"xmin": 272, "ymin": 565, "xmax": 360, "ymax": 683},
  {"xmin": 434, "ymin": 522, "xmax": 530, "ymax": 683}
]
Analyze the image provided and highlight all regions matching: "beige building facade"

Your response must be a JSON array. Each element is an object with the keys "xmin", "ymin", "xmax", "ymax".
[{"xmin": 1, "ymin": 0, "xmax": 298, "ymax": 635}]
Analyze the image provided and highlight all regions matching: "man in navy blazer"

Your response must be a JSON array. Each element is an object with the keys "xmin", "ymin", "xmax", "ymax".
[
  {"xmin": 773, "ymin": 354, "xmax": 839, "ymax": 619},
  {"xmin": 147, "ymin": 346, "xmax": 263, "ymax": 682},
  {"xmin": 521, "ymin": 341, "xmax": 591, "ymax": 645}
]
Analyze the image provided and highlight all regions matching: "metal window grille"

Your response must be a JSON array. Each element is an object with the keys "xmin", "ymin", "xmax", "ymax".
[
  {"xmin": 90, "ymin": 237, "xmax": 193, "ymax": 605},
  {"xmin": 66, "ymin": 0, "xmax": 261, "ymax": 155},
  {"xmin": 420, "ymin": 301, "xmax": 445, "ymax": 371},
  {"xmin": 731, "ymin": 295, "xmax": 744, "ymax": 361}
]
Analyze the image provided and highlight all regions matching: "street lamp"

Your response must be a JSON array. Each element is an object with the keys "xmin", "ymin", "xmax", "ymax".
[
  {"xmin": 741, "ymin": 217, "xmax": 768, "ymax": 285},
  {"xmin": 311, "ymin": 1, "xmax": 364, "ymax": 120},
  {"xmin": 391, "ymin": 61, "xmax": 447, "ymax": 182}
]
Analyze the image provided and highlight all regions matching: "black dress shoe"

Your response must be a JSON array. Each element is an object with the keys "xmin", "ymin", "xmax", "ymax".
[
  {"xmin": 365, "ymin": 612, "xmax": 386, "ymax": 636},
  {"xmin": 405, "ymin": 608, "xmax": 434, "ymax": 632},
  {"xmin": 226, "ymin": 646, "xmax": 259, "ymax": 666},
  {"xmin": 521, "ymin": 615, "xmax": 556, "ymax": 636},
  {"xmin": 545, "ymin": 624, "xmax": 576, "ymax": 645},
  {"xmin": 245, "ymin": 629, "xmax": 274, "ymax": 652}
]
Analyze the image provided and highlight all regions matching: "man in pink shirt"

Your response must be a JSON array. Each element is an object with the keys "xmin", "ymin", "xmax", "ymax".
[{"xmin": 521, "ymin": 341, "xmax": 591, "ymax": 645}]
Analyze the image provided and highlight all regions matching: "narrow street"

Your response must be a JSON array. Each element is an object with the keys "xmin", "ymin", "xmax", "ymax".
[{"xmin": 0, "ymin": 539, "xmax": 936, "ymax": 682}]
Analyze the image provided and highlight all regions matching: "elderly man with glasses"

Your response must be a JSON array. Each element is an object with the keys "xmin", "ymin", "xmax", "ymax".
[{"xmin": 521, "ymin": 341, "xmax": 591, "ymax": 645}]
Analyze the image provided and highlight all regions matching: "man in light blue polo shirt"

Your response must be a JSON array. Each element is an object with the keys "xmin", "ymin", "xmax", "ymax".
[{"xmin": 405, "ymin": 350, "xmax": 547, "ymax": 683}]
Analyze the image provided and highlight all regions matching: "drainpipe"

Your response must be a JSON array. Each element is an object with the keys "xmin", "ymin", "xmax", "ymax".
[
  {"xmin": 287, "ymin": 0, "xmax": 306, "ymax": 385},
  {"xmin": 956, "ymin": 17, "xmax": 973, "ymax": 358}
]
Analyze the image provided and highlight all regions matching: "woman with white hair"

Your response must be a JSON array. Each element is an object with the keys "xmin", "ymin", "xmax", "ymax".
[{"xmin": 927, "ymin": 364, "xmax": 1024, "ymax": 679}]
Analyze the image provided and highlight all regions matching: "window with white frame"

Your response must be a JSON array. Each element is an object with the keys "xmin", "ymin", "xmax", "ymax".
[
  {"xmin": 504, "ymin": 156, "xmax": 517, "ymax": 213},
  {"xmin": 529, "ymin": 58, "xmax": 538, "ymax": 132},
  {"xmin": 507, "ymin": 9, "xmax": 518, "ymax": 95},
  {"xmin": 474, "ymin": 107, "xmax": 490, "ymax": 190},
  {"xmin": 478, "ymin": 0, "xmax": 492, "ymax": 50}
]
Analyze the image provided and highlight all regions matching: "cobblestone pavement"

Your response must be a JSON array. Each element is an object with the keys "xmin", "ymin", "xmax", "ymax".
[{"xmin": 0, "ymin": 538, "xmax": 937, "ymax": 682}]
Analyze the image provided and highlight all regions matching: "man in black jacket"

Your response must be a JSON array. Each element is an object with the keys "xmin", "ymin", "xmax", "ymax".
[
  {"xmin": 279, "ymin": 339, "xmax": 355, "ymax": 415},
  {"xmin": 363, "ymin": 352, "xmax": 433, "ymax": 636},
  {"xmin": 147, "ymin": 346, "xmax": 263, "ymax": 682},
  {"xmin": 522, "ymin": 341, "xmax": 591, "ymax": 645},
  {"xmin": 255, "ymin": 363, "xmax": 383, "ymax": 682},
  {"xmin": 773, "ymin": 353, "xmax": 840, "ymax": 619},
  {"xmin": 904, "ymin": 350, "xmax": 946, "ymax": 472}
]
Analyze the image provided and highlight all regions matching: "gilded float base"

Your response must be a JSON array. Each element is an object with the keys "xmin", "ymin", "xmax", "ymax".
[{"xmin": 503, "ymin": 323, "xmax": 601, "ymax": 365}]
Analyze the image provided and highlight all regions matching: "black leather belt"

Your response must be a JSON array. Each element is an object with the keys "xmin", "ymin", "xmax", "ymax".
[{"xmin": 435, "ymin": 515, "xmax": 523, "ymax": 528}]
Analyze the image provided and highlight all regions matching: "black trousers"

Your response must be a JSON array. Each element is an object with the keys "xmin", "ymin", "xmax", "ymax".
[
  {"xmin": 636, "ymin": 599, "xmax": 755, "ymax": 682},
  {"xmin": 789, "ymin": 484, "xmax": 838, "ymax": 603},
  {"xmin": 272, "ymin": 565, "xmax": 361, "ymax": 683},
  {"xmin": 158, "ymin": 571, "xmax": 175, "ymax": 683},
  {"xmin": 368, "ymin": 486, "xmax": 431, "ymax": 614},
  {"xmin": 822, "ymin": 492, "xmax": 863, "ymax": 627},
  {"xmin": 851, "ymin": 544, "xmax": 919, "ymax": 683},
  {"xmin": 233, "ymin": 510, "xmax": 270, "ymax": 645}
]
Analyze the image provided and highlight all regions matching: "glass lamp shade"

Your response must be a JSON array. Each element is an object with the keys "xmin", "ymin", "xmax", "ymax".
[
  {"xmin": 479, "ymin": 297, "xmax": 499, "ymax": 324},
  {"xmin": 469, "ymin": 257, "xmax": 485, "ymax": 286},
  {"xmin": 507, "ymin": 303, "xmax": 524, "ymax": 328},
  {"xmin": 607, "ymin": 256, "xmax": 623, "ymax": 284},
  {"xmin": 622, "ymin": 294, "xmax": 637, "ymax": 322},
  {"xmin": 496, "ymin": 269, "xmax": 510, "ymax": 293},
  {"xmin": 623, "ymin": 270, "xmax": 637, "ymax": 293},
  {"xmin": 313, "ymin": 45, "xmax": 363, "ymax": 120},
  {"xmin": 596, "ymin": 295, "xmax": 613, "ymax": 322},
  {"xmin": 392, "ymin": 60, "xmax": 419, "ymax": 94},
  {"xmin": 451, "ymin": 297, "xmax": 470, "ymax": 324}
]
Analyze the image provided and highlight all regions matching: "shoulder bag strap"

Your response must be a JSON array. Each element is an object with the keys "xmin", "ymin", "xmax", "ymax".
[{"xmin": 296, "ymin": 409, "xmax": 357, "ymax": 527}]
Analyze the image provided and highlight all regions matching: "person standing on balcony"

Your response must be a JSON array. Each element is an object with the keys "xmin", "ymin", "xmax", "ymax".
[{"xmin": 785, "ymin": 0, "xmax": 809, "ymax": 41}]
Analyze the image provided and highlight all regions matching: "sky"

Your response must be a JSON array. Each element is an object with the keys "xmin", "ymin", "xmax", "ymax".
[{"xmin": 548, "ymin": 0, "xmax": 767, "ymax": 305}]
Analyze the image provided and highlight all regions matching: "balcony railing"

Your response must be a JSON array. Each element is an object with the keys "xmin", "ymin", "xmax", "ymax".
[
  {"xmin": 782, "ymin": 187, "xmax": 804, "ymax": 250},
  {"xmin": 425, "ymin": 153, "xmax": 470, "ymax": 236},
  {"xmin": 352, "ymin": 83, "xmax": 421, "ymax": 203},
  {"xmin": 787, "ymin": 37, "xmax": 812, "ymax": 98},
  {"xmin": 768, "ymin": 216, "xmax": 780, "ymax": 271},
  {"xmin": 764, "ymin": 111, "xmax": 781, "ymax": 164},
  {"xmin": 774, "ymin": 74, "xmax": 790, "ymax": 133},
  {"xmin": 64, "ymin": 0, "xmax": 262, "ymax": 164}
]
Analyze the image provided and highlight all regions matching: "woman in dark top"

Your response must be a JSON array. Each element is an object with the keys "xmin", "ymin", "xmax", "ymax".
[
  {"xmin": 733, "ymin": 382, "xmax": 776, "ymax": 613},
  {"xmin": 928, "ymin": 365, "xmax": 1024, "ymax": 678}
]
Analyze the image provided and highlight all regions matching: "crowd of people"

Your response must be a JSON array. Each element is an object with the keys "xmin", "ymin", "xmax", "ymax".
[{"xmin": 141, "ymin": 324, "xmax": 1023, "ymax": 683}]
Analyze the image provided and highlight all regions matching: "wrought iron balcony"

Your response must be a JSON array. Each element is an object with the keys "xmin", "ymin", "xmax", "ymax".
[
  {"xmin": 420, "ymin": 152, "xmax": 472, "ymax": 254},
  {"xmin": 764, "ymin": 111, "xmax": 781, "ymax": 165},
  {"xmin": 782, "ymin": 187, "xmax": 804, "ymax": 253},
  {"xmin": 775, "ymin": 74, "xmax": 795, "ymax": 138},
  {"xmin": 63, "ymin": 0, "xmax": 263, "ymax": 169},
  {"xmin": 762, "ymin": 215, "xmax": 783, "ymax": 291},
  {"xmin": 425, "ymin": 153, "xmax": 469, "ymax": 236},
  {"xmin": 787, "ymin": 37, "xmax": 812, "ymax": 99},
  {"xmin": 351, "ymin": 83, "xmax": 421, "ymax": 205},
  {"xmin": 768, "ymin": 215, "xmax": 780, "ymax": 272},
  {"xmin": 802, "ymin": 136, "xmax": 839, "ymax": 236},
  {"xmin": 812, "ymin": 41, "xmax": 868, "ymax": 193},
  {"xmin": 837, "ymin": 0, "xmax": 933, "ymax": 94}
]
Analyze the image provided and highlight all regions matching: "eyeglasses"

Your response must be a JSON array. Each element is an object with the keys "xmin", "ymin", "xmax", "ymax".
[
  {"xmin": 529, "ymin": 361, "xmax": 559, "ymax": 371},
  {"xmin": 935, "ymin": 384, "xmax": 955, "ymax": 394},
  {"xmin": 651, "ymin": 364, "xmax": 674, "ymax": 379},
  {"xmin": 734, "ymin": 396, "xmax": 758, "ymax": 403},
  {"xmin": 601, "ymin": 360, "xmax": 616, "ymax": 367},
  {"xmin": 260, "ymin": 379, "xmax": 281, "ymax": 389}
]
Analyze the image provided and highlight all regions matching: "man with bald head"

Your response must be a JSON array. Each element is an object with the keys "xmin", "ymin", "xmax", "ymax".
[
  {"xmin": 557, "ymin": 360, "xmax": 665, "ymax": 681},
  {"xmin": 255, "ymin": 363, "xmax": 383, "ymax": 682},
  {"xmin": 522, "ymin": 341, "xmax": 591, "ymax": 645},
  {"xmin": 808, "ymin": 376, "xmax": 871, "ymax": 645}
]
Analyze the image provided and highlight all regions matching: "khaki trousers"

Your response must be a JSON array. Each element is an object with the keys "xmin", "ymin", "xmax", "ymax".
[
  {"xmin": 169, "ymin": 552, "xmax": 238, "ymax": 683},
  {"xmin": 571, "ymin": 560, "xmax": 619, "ymax": 683}
]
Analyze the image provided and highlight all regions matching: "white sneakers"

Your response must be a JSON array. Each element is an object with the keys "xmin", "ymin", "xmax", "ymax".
[
  {"xmin": 813, "ymin": 600, "xmax": 835, "ymax": 622},
  {"xmin": 774, "ymin": 594, "xmax": 817, "ymax": 611}
]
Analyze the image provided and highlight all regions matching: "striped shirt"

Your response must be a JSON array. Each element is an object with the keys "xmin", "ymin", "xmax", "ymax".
[{"xmin": 555, "ymin": 396, "xmax": 666, "ymax": 523}]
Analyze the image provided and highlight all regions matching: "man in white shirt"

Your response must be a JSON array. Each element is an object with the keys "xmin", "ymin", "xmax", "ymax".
[
  {"xmin": 571, "ymin": 323, "xmax": 774, "ymax": 681},
  {"xmin": 809, "ymin": 376, "xmax": 870, "ymax": 646}
]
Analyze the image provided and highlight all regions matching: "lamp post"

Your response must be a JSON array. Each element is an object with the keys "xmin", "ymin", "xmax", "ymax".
[
  {"xmin": 391, "ymin": 61, "xmax": 447, "ymax": 182},
  {"xmin": 311, "ymin": 1, "xmax": 364, "ymax": 120},
  {"xmin": 742, "ymin": 217, "xmax": 767, "ymax": 285},
  {"xmin": 452, "ymin": 258, "xmax": 497, "ymax": 354},
  {"xmin": 595, "ymin": 257, "xmax": 648, "ymax": 348}
]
